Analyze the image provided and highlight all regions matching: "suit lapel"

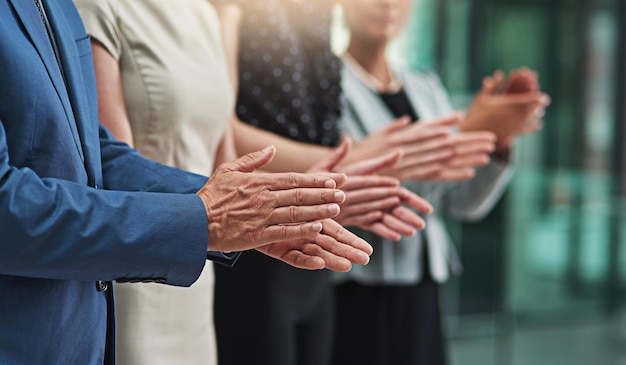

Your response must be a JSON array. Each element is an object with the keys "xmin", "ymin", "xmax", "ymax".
[
  {"xmin": 342, "ymin": 65, "xmax": 395, "ymax": 136},
  {"xmin": 8, "ymin": 0, "xmax": 85, "ymax": 164},
  {"xmin": 400, "ymin": 73, "xmax": 433, "ymax": 120},
  {"xmin": 45, "ymin": 0, "xmax": 98, "ymax": 179}
]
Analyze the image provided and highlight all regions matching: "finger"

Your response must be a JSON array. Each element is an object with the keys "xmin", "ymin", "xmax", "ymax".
[
  {"xmin": 301, "ymin": 242, "xmax": 353, "ymax": 272},
  {"xmin": 497, "ymin": 92, "xmax": 549, "ymax": 105},
  {"xmin": 344, "ymin": 186, "xmax": 402, "ymax": 205},
  {"xmin": 340, "ymin": 196, "xmax": 401, "ymax": 218},
  {"xmin": 389, "ymin": 117, "xmax": 457, "ymax": 145},
  {"xmin": 435, "ymin": 167, "xmax": 476, "ymax": 181},
  {"xmin": 256, "ymin": 241, "xmax": 326, "ymax": 270},
  {"xmin": 315, "ymin": 172, "xmax": 348, "ymax": 189},
  {"xmin": 309, "ymin": 138, "xmax": 351, "ymax": 173},
  {"xmin": 451, "ymin": 131, "xmax": 497, "ymax": 144},
  {"xmin": 446, "ymin": 154, "xmax": 490, "ymax": 168},
  {"xmin": 398, "ymin": 188, "xmax": 433, "ymax": 214},
  {"xmin": 340, "ymin": 149, "xmax": 402, "ymax": 175},
  {"xmin": 342, "ymin": 175, "xmax": 399, "ymax": 191},
  {"xmin": 302, "ymin": 221, "xmax": 374, "ymax": 271},
  {"xmin": 454, "ymin": 141, "xmax": 496, "ymax": 155},
  {"xmin": 223, "ymin": 145, "xmax": 276, "ymax": 173},
  {"xmin": 366, "ymin": 222, "xmax": 401, "ymax": 241},
  {"xmin": 337, "ymin": 210, "xmax": 384, "ymax": 227},
  {"xmin": 481, "ymin": 71, "xmax": 503, "ymax": 95},
  {"xmin": 389, "ymin": 205, "xmax": 427, "ymax": 230},
  {"xmin": 381, "ymin": 213, "xmax": 417, "ymax": 237},
  {"xmin": 273, "ymin": 188, "xmax": 346, "ymax": 207},
  {"xmin": 395, "ymin": 148, "xmax": 454, "ymax": 170},
  {"xmin": 393, "ymin": 163, "xmax": 444, "ymax": 182},
  {"xmin": 321, "ymin": 219, "xmax": 373, "ymax": 256},
  {"xmin": 262, "ymin": 172, "xmax": 345, "ymax": 190},
  {"xmin": 401, "ymin": 134, "xmax": 454, "ymax": 156},
  {"xmin": 258, "ymin": 221, "xmax": 324, "ymax": 245},
  {"xmin": 381, "ymin": 115, "xmax": 412, "ymax": 134},
  {"xmin": 268, "ymin": 203, "xmax": 342, "ymax": 224}
]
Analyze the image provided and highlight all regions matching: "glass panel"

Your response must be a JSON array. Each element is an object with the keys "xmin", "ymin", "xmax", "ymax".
[{"xmin": 378, "ymin": 0, "xmax": 626, "ymax": 364}]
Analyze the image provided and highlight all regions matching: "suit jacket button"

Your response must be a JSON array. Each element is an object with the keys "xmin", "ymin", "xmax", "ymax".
[{"xmin": 96, "ymin": 281, "xmax": 109, "ymax": 292}]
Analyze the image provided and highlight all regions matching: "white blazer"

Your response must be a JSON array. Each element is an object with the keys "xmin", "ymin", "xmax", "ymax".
[{"xmin": 335, "ymin": 61, "xmax": 513, "ymax": 285}]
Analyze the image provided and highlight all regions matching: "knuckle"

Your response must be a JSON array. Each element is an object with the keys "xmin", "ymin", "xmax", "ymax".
[
  {"xmin": 288, "ymin": 174, "xmax": 299, "ymax": 188},
  {"xmin": 288, "ymin": 205, "xmax": 299, "ymax": 222},
  {"xmin": 280, "ymin": 225, "xmax": 291, "ymax": 241},
  {"xmin": 294, "ymin": 189, "xmax": 305, "ymax": 205},
  {"xmin": 250, "ymin": 193, "xmax": 270, "ymax": 208}
]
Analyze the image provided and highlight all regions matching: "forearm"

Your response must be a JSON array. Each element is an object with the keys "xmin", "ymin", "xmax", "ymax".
[
  {"xmin": 0, "ymin": 164, "xmax": 208, "ymax": 285},
  {"xmin": 446, "ymin": 158, "xmax": 513, "ymax": 221},
  {"xmin": 99, "ymin": 126, "xmax": 209, "ymax": 193},
  {"xmin": 91, "ymin": 39, "xmax": 135, "ymax": 147},
  {"xmin": 213, "ymin": 121, "xmax": 239, "ymax": 170},
  {"xmin": 232, "ymin": 118, "xmax": 333, "ymax": 172}
]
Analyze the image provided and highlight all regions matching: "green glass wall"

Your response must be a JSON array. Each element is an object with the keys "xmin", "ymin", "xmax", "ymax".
[{"xmin": 399, "ymin": 0, "xmax": 626, "ymax": 363}]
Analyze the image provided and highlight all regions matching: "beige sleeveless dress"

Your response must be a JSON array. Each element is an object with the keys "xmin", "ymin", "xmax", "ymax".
[{"xmin": 75, "ymin": 1, "xmax": 233, "ymax": 364}]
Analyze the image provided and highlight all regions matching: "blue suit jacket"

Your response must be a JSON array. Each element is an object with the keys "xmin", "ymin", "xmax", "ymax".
[{"xmin": 0, "ymin": 0, "xmax": 237, "ymax": 363}]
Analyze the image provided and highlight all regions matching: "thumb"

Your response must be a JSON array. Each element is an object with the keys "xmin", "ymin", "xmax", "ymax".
[
  {"xmin": 480, "ymin": 70, "xmax": 504, "ymax": 95},
  {"xmin": 226, "ymin": 145, "xmax": 277, "ymax": 173},
  {"xmin": 309, "ymin": 138, "xmax": 352, "ymax": 173},
  {"xmin": 341, "ymin": 149, "xmax": 402, "ymax": 175},
  {"xmin": 380, "ymin": 115, "xmax": 412, "ymax": 134}
]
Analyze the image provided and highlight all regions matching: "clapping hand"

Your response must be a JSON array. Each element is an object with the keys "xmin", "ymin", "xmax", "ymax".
[
  {"xmin": 196, "ymin": 145, "xmax": 373, "ymax": 271},
  {"xmin": 311, "ymin": 139, "xmax": 433, "ymax": 242},
  {"xmin": 462, "ymin": 68, "xmax": 551, "ymax": 151},
  {"xmin": 352, "ymin": 113, "xmax": 496, "ymax": 183}
]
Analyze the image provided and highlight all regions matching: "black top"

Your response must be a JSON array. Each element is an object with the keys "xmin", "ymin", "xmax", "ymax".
[
  {"xmin": 378, "ymin": 88, "xmax": 420, "ymax": 122},
  {"xmin": 234, "ymin": 0, "xmax": 342, "ymax": 147}
]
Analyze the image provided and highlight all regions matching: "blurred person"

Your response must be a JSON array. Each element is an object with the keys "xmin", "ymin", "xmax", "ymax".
[
  {"xmin": 74, "ymin": 0, "xmax": 434, "ymax": 363},
  {"xmin": 0, "ymin": 0, "xmax": 378, "ymax": 364},
  {"xmin": 331, "ymin": 0, "xmax": 551, "ymax": 364},
  {"xmin": 211, "ymin": 1, "xmax": 503, "ymax": 365}
]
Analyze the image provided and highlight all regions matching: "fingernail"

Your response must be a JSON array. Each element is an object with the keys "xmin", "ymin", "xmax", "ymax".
[
  {"xmin": 262, "ymin": 145, "xmax": 275, "ymax": 153},
  {"xmin": 312, "ymin": 222, "xmax": 323, "ymax": 231},
  {"xmin": 325, "ymin": 180, "xmax": 336, "ymax": 189},
  {"xmin": 328, "ymin": 204, "xmax": 340, "ymax": 215},
  {"xmin": 334, "ymin": 191, "xmax": 345, "ymax": 202}
]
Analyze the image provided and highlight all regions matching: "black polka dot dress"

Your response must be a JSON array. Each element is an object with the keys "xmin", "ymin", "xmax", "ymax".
[
  {"xmin": 235, "ymin": 0, "xmax": 342, "ymax": 147},
  {"xmin": 213, "ymin": 2, "xmax": 342, "ymax": 365}
]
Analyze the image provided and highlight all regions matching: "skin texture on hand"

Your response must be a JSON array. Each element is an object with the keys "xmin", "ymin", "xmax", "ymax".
[
  {"xmin": 198, "ymin": 146, "xmax": 347, "ymax": 251},
  {"xmin": 310, "ymin": 139, "xmax": 433, "ymax": 241},
  {"xmin": 256, "ymin": 219, "xmax": 373, "ymax": 272}
]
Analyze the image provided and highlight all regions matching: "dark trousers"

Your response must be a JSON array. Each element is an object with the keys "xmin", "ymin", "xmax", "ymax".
[
  {"xmin": 214, "ymin": 250, "xmax": 334, "ymax": 365},
  {"xmin": 331, "ymin": 276, "xmax": 447, "ymax": 365}
]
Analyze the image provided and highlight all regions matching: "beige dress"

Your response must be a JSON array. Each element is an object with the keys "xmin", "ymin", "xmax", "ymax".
[{"xmin": 75, "ymin": 1, "xmax": 233, "ymax": 364}]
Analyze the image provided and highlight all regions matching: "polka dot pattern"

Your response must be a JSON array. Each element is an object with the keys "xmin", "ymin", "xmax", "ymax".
[{"xmin": 228, "ymin": 0, "xmax": 342, "ymax": 147}]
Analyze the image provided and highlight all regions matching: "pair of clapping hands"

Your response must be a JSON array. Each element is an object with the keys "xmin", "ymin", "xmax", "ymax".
[{"xmin": 196, "ymin": 68, "xmax": 549, "ymax": 274}]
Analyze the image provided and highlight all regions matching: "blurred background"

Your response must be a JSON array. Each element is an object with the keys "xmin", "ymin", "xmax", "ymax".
[{"xmin": 333, "ymin": 0, "xmax": 626, "ymax": 364}]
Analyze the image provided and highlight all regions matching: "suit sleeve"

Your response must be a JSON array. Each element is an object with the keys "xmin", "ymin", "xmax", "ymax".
[
  {"xmin": 0, "ymin": 123, "xmax": 235, "ymax": 285},
  {"xmin": 98, "ymin": 125, "xmax": 241, "ymax": 265}
]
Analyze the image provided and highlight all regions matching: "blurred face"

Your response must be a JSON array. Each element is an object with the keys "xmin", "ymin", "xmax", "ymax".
[{"xmin": 340, "ymin": 0, "xmax": 413, "ymax": 45}]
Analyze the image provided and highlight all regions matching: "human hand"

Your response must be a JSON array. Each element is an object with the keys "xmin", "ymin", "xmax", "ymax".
[
  {"xmin": 256, "ymin": 219, "xmax": 373, "ymax": 272},
  {"xmin": 462, "ymin": 68, "xmax": 551, "ymax": 151},
  {"xmin": 345, "ymin": 114, "xmax": 461, "ymax": 181},
  {"xmin": 197, "ymin": 145, "xmax": 349, "ymax": 253},
  {"xmin": 421, "ymin": 130, "xmax": 496, "ymax": 181},
  {"xmin": 370, "ymin": 113, "xmax": 494, "ymax": 182},
  {"xmin": 311, "ymin": 139, "xmax": 433, "ymax": 241}
]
